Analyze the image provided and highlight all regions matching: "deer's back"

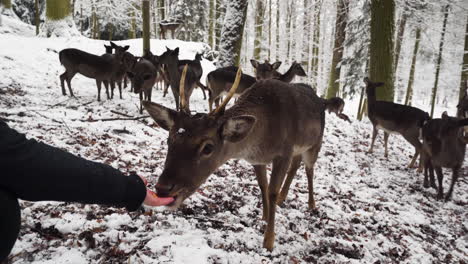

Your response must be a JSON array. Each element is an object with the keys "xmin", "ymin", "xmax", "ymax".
[
  {"xmin": 207, "ymin": 69, "xmax": 256, "ymax": 97},
  {"xmin": 178, "ymin": 60, "xmax": 202, "ymax": 79},
  {"xmin": 59, "ymin": 49, "xmax": 116, "ymax": 79},
  {"xmin": 226, "ymin": 80, "xmax": 325, "ymax": 162},
  {"xmin": 368, "ymin": 101, "xmax": 428, "ymax": 133}
]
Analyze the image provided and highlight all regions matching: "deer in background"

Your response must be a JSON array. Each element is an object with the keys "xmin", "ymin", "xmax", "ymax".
[
  {"xmin": 104, "ymin": 43, "xmax": 137, "ymax": 99},
  {"xmin": 250, "ymin": 60, "xmax": 307, "ymax": 82},
  {"xmin": 421, "ymin": 112, "xmax": 467, "ymax": 201},
  {"xmin": 59, "ymin": 42, "xmax": 129, "ymax": 101},
  {"xmin": 159, "ymin": 19, "xmax": 183, "ymax": 39},
  {"xmin": 128, "ymin": 51, "xmax": 161, "ymax": 114},
  {"xmin": 364, "ymin": 77, "xmax": 430, "ymax": 170},
  {"xmin": 159, "ymin": 47, "xmax": 198, "ymax": 112},
  {"xmin": 143, "ymin": 68, "xmax": 334, "ymax": 251}
]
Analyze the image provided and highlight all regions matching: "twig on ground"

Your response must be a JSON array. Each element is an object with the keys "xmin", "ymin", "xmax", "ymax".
[
  {"xmin": 79, "ymin": 116, "xmax": 150, "ymax": 122},
  {"xmin": 111, "ymin": 110, "xmax": 134, "ymax": 118}
]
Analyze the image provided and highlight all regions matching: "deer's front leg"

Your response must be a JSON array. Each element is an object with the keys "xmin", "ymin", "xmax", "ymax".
[
  {"xmin": 264, "ymin": 155, "xmax": 292, "ymax": 251},
  {"xmin": 253, "ymin": 165, "xmax": 269, "ymax": 221},
  {"xmin": 278, "ymin": 155, "xmax": 302, "ymax": 205}
]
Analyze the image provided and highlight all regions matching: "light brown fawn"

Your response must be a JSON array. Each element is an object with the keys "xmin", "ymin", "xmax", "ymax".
[
  {"xmin": 59, "ymin": 42, "xmax": 129, "ymax": 101},
  {"xmin": 143, "ymin": 69, "xmax": 336, "ymax": 251}
]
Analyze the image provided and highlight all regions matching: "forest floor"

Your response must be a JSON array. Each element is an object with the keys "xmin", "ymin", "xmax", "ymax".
[{"xmin": 1, "ymin": 15, "xmax": 467, "ymax": 264}]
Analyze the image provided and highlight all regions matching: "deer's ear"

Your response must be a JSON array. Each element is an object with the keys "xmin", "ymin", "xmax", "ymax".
[
  {"xmin": 250, "ymin": 59, "xmax": 259, "ymax": 69},
  {"xmin": 143, "ymin": 101, "xmax": 178, "ymax": 131},
  {"xmin": 272, "ymin": 61, "xmax": 282, "ymax": 70},
  {"xmin": 221, "ymin": 115, "xmax": 256, "ymax": 143},
  {"xmin": 110, "ymin": 42, "xmax": 117, "ymax": 48},
  {"xmin": 174, "ymin": 47, "xmax": 180, "ymax": 55},
  {"xmin": 441, "ymin": 111, "xmax": 449, "ymax": 119},
  {"xmin": 124, "ymin": 45, "xmax": 130, "ymax": 51}
]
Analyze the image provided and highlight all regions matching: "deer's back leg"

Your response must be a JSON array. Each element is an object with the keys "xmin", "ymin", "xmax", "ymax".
[
  {"xmin": 118, "ymin": 81, "xmax": 123, "ymax": 99},
  {"xmin": 368, "ymin": 125, "xmax": 378, "ymax": 154},
  {"xmin": 60, "ymin": 71, "xmax": 68, "ymax": 96},
  {"xmin": 253, "ymin": 165, "xmax": 269, "ymax": 221},
  {"xmin": 264, "ymin": 154, "xmax": 293, "ymax": 251},
  {"xmin": 103, "ymin": 80, "xmax": 110, "ymax": 100},
  {"xmin": 435, "ymin": 166, "xmax": 444, "ymax": 200},
  {"xmin": 110, "ymin": 81, "xmax": 115, "ymax": 99},
  {"xmin": 62, "ymin": 70, "xmax": 76, "ymax": 97},
  {"xmin": 445, "ymin": 166, "xmax": 460, "ymax": 202},
  {"xmin": 383, "ymin": 132, "xmax": 389, "ymax": 158},
  {"xmin": 139, "ymin": 91, "xmax": 144, "ymax": 114},
  {"xmin": 303, "ymin": 146, "xmax": 321, "ymax": 210},
  {"xmin": 277, "ymin": 155, "xmax": 302, "ymax": 205},
  {"xmin": 96, "ymin": 80, "xmax": 102, "ymax": 101},
  {"xmin": 197, "ymin": 81, "xmax": 207, "ymax": 100},
  {"xmin": 402, "ymin": 131, "xmax": 422, "ymax": 170}
]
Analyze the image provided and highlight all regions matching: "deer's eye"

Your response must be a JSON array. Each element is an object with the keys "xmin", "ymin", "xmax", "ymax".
[{"xmin": 201, "ymin": 144, "xmax": 214, "ymax": 156}]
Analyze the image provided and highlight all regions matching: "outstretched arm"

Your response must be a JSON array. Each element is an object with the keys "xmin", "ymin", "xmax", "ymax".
[{"xmin": 0, "ymin": 120, "xmax": 145, "ymax": 211}]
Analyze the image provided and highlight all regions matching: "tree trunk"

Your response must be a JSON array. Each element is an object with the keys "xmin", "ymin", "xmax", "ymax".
[
  {"xmin": 459, "ymin": 16, "xmax": 468, "ymax": 101},
  {"xmin": 218, "ymin": 0, "xmax": 248, "ymax": 67},
  {"xmin": 92, "ymin": 5, "xmax": 98, "ymax": 39},
  {"xmin": 394, "ymin": 8, "xmax": 407, "ymax": 74},
  {"xmin": 302, "ymin": 0, "xmax": 310, "ymax": 73},
  {"xmin": 254, "ymin": 0, "xmax": 264, "ymax": 60},
  {"xmin": 287, "ymin": 0, "xmax": 295, "ymax": 63},
  {"xmin": 143, "ymin": 0, "xmax": 151, "ymax": 55},
  {"xmin": 268, "ymin": 0, "xmax": 272, "ymax": 60},
  {"xmin": 276, "ymin": 0, "xmax": 280, "ymax": 61},
  {"xmin": 326, "ymin": 0, "xmax": 349, "ymax": 98},
  {"xmin": 1, "ymin": 0, "xmax": 11, "ymax": 9},
  {"xmin": 158, "ymin": 0, "xmax": 165, "ymax": 20},
  {"xmin": 404, "ymin": 28, "xmax": 421, "ymax": 106},
  {"xmin": 311, "ymin": 0, "xmax": 322, "ymax": 88},
  {"xmin": 208, "ymin": 0, "xmax": 215, "ymax": 48},
  {"xmin": 215, "ymin": 0, "xmax": 225, "ymax": 51},
  {"xmin": 108, "ymin": 23, "xmax": 114, "ymax": 40},
  {"xmin": 35, "ymin": 0, "xmax": 40, "ymax": 35},
  {"xmin": 46, "ymin": 0, "xmax": 70, "ymax": 20},
  {"xmin": 430, "ymin": 4, "xmax": 450, "ymax": 117},
  {"xmin": 369, "ymin": 0, "xmax": 395, "ymax": 101},
  {"xmin": 128, "ymin": 9, "xmax": 136, "ymax": 39}
]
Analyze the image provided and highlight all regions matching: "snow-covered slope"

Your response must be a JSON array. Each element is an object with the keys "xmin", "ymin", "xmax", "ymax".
[{"xmin": 1, "ymin": 16, "xmax": 467, "ymax": 264}]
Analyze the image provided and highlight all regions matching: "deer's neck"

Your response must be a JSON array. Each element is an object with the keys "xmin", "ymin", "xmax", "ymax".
[
  {"xmin": 166, "ymin": 61, "xmax": 181, "ymax": 90},
  {"xmin": 279, "ymin": 66, "xmax": 296, "ymax": 83}
]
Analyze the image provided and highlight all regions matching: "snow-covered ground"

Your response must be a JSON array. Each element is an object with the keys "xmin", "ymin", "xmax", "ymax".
[{"xmin": 1, "ymin": 15, "xmax": 467, "ymax": 264}]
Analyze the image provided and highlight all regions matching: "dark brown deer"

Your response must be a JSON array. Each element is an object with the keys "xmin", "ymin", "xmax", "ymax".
[
  {"xmin": 251, "ymin": 60, "xmax": 307, "ymax": 82},
  {"xmin": 159, "ymin": 47, "xmax": 198, "ymax": 112},
  {"xmin": 104, "ymin": 43, "xmax": 136, "ymax": 99},
  {"xmin": 143, "ymin": 69, "xmax": 333, "ymax": 251},
  {"xmin": 159, "ymin": 19, "xmax": 183, "ymax": 39},
  {"xmin": 59, "ymin": 42, "xmax": 129, "ymax": 101},
  {"xmin": 364, "ymin": 77, "xmax": 430, "ymax": 170},
  {"xmin": 421, "ymin": 112, "xmax": 467, "ymax": 201},
  {"xmin": 206, "ymin": 67, "xmax": 257, "ymax": 111},
  {"xmin": 127, "ymin": 57, "xmax": 159, "ymax": 114}
]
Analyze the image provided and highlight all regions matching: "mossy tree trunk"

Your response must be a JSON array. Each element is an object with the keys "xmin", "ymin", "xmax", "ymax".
[
  {"xmin": 142, "ymin": 0, "xmax": 151, "ymax": 56},
  {"xmin": 459, "ymin": 16, "xmax": 468, "ymax": 101},
  {"xmin": 46, "ymin": 0, "xmax": 70, "ymax": 20},
  {"xmin": 326, "ymin": 0, "xmax": 349, "ymax": 98},
  {"xmin": 369, "ymin": 0, "xmax": 395, "ymax": 102},
  {"xmin": 254, "ymin": 0, "xmax": 265, "ymax": 60},
  {"xmin": 430, "ymin": 4, "xmax": 449, "ymax": 117},
  {"xmin": 404, "ymin": 27, "xmax": 421, "ymax": 106},
  {"xmin": 128, "ymin": 9, "xmax": 136, "ymax": 39},
  {"xmin": 1, "ymin": 0, "xmax": 11, "ymax": 9},
  {"xmin": 35, "ymin": 0, "xmax": 40, "ymax": 35}
]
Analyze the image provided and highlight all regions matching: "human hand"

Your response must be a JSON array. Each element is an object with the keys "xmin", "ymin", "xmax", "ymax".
[{"xmin": 139, "ymin": 176, "xmax": 174, "ymax": 207}]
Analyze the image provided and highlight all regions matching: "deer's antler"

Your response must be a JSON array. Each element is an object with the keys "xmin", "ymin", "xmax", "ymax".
[
  {"xmin": 179, "ymin": 64, "xmax": 188, "ymax": 112},
  {"xmin": 210, "ymin": 67, "xmax": 242, "ymax": 116}
]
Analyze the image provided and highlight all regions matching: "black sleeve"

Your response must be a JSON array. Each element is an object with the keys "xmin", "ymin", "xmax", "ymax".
[{"xmin": 0, "ymin": 120, "xmax": 146, "ymax": 211}]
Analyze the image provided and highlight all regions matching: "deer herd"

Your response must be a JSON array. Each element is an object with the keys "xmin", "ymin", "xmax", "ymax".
[{"xmin": 58, "ymin": 42, "xmax": 467, "ymax": 251}]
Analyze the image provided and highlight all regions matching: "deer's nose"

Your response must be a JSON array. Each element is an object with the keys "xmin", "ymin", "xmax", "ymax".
[{"xmin": 155, "ymin": 183, "xmax": 175, "ymax": 197}]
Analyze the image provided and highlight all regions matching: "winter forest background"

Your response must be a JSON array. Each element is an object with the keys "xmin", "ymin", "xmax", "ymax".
[{"xmin": 1, "ymin": 0, "xmax": 467, "ymax": 112}]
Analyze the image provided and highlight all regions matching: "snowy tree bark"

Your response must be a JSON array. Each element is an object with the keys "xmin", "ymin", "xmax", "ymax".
[
  {"xmin": 218, "ymin": 0, "xmax": 248, "ymax": 67},
  {"xmin": 459, "ymin": 16, "xmax": 468, "ymax": 101},
  {"xmin": 35, "ymin": 0, "xmax": 39, "ymax": 35},
  {"xmin": 430, "ymin": 4, "xmax": 449, "ymax": 117},
  {"xmin": 208, "ymin": 0, "xmax": 215, "ymax": 48},
  {"xmin": 404, "ymin": 27, "xmax": 421, "ymax": 106},
  {"xmin": 369, "ymin": 0, "xmax": 395, "ymax": 101},
  {"xmin": 40, "ymin": 0, "xmax": 79, "ymax": 37},
  {"xmin": 254, "ymin": 0, "xmax": 264, "ymax": 60},
  {"xmin": 276, "ymin": 0, "xmax": 280, "ymax": 61},
  {"xmin": 143, "ymin": 0, "xmax": 150, "ymax": 55},
  {"xmin": 310, "ymin": 0, "xmax": 321, "ymax": 88},
  {"xmin": 158, "ymin": 0, "xmax": 165, "ymax": 20},
  {"xmin": 302, "ymin": 0, "xmax": 310, "ymax": 72},
  {"xmin": 326, "ymin": 0, "xmax": 349, "ymax": 98},
  {"xmin": 394, "ymin": 6, "xmax": 407, "ymax": 73}
]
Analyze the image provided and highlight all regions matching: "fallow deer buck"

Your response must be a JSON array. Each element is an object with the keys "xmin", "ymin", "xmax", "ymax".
[
  {"xmin": 59, "ymin": 42, "xmax": 130, "ymax": 101},
  {"xmin": 364, "ymin": 77, "xmax": 430, "ymax": 170},
  {"xmin": 143, "ymin": 68, "xmax": 335, "ymax": 251},
  {"xmin": 251, "ymin": 60, "xmax": 307, "ymax": 82},
  {"xmin": 159, "ymin": 47, "xmax": 198, "ymax": 112},
  {"xmin": 421, "ymin": 112, "xmax": 468, "ymax": 201}
]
